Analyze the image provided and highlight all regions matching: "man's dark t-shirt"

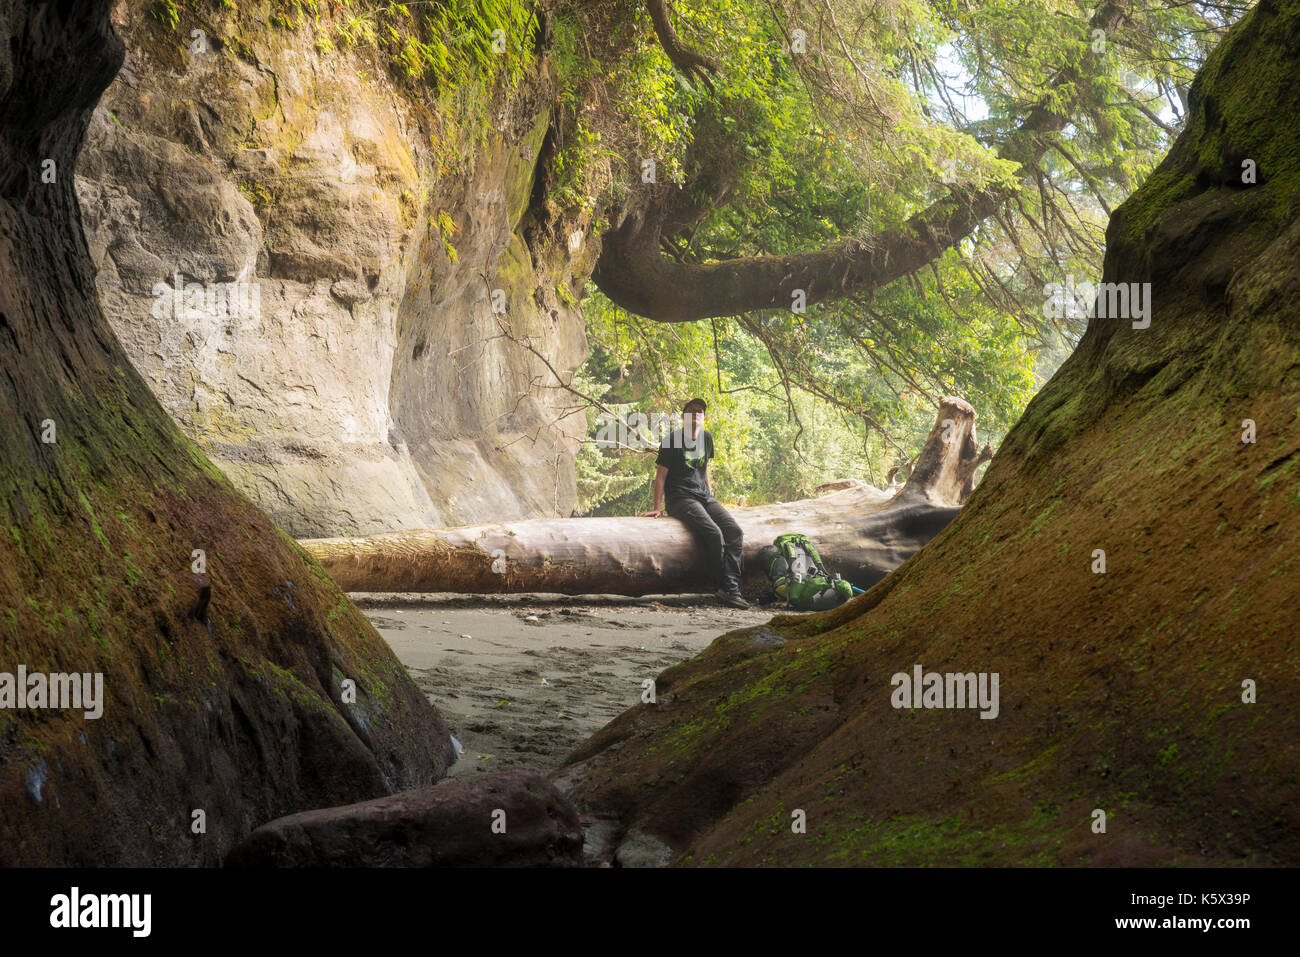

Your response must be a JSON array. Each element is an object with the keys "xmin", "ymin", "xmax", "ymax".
[{"xmin": 657, "ymin": 429, "xmax": 713, "ymax": 502}]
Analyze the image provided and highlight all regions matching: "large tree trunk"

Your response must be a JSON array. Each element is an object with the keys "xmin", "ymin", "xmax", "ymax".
[{"xmin": 301, "ymin": 397, "xmax": 991, "ymax": 594}]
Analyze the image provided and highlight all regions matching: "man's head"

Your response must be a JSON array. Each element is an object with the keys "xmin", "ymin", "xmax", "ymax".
[{"xmin": 682, "ymin": 398, "xmax": 707, "ymax": 437}]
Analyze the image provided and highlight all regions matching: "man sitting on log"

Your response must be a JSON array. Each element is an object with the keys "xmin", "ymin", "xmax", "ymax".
[{"xmin": 640, "ymin": 398, "xmax": 749, "ymax": 608}]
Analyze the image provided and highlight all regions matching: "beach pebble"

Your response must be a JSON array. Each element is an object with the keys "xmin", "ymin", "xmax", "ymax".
[{"xmin": 459, "ymin": 633, "xmax": 472, "ymax": 639}]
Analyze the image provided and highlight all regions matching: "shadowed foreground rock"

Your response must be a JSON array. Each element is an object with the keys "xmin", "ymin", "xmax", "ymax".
[
  {"xmin": 0, "ymin": 0, "xmax": 451, "ymax": 865},
  {"xmin": 555, "ymin": 0, "xmax": 1300, "ymax": 866},
  {"xmin": 225, "ymin": 772, "xmax": 584, "ymax": 867}
]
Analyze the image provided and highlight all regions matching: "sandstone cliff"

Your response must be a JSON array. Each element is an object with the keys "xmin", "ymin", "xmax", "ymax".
[{"xmin": 76, "ymin": 1, "xmax": 593, "ymax": 538}]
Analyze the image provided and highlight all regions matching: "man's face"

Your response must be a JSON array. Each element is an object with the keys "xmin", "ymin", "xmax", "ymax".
[{"xmin": 684, "ymin": 411, "xmax": 704, "ymax": 436}]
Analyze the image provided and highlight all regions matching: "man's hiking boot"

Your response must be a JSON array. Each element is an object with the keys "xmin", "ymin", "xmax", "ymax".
[{"xmin": 715, "ymin": 588, "xmax": 751, "ymax": 609}]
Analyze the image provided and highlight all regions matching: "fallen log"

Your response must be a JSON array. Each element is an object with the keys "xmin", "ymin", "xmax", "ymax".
[{"xmin": 300, "ymin": 397, "xmax": 992, "ymax": 595}]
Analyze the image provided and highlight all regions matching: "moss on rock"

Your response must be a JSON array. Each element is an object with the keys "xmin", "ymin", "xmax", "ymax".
[{"xmin": 555, "ymin": 0, "xmax": 1300, "ymax": 867}]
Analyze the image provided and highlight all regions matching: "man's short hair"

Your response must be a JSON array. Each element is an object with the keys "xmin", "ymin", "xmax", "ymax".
[{"xmin": 683, "ymin": 398, "xmax": 707, "ymax": 416}]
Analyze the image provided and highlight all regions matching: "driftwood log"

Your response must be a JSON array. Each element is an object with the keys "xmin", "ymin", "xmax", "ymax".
[{"xmin": 301, "ymin": 397, "xmax": 992, "ymax": 594}]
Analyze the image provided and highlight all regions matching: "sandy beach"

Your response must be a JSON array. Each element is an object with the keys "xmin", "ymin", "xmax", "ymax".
[{"xmin": 355, "ymin": 593, "xmax": 778, "ymax": 778}]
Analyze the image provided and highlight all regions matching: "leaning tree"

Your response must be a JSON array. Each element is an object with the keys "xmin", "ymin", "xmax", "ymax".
[
  {"xmin": 307, "ymin": 0, "xmax": 1243, "ymax": 593},
  {"xmin": 558, "ymin": 0, "xmax": 1240, "ymax": 435}
]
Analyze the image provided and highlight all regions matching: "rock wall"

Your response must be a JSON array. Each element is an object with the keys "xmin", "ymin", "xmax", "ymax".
[
  {"xmin": 556, "ymin": 0, "xmax": 1300, "ymax": 866},
  {"xmin": 1, "ymin": 0, "xmax": 453, "ymax": 866},
  {"xmin": 75, "ymin": 1, "xmax": 593, "ymax": 538}
]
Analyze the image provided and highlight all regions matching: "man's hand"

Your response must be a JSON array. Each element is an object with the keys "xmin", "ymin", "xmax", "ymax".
[{"xmin": 640, "ymin": 509, "xmax": 662, "ymax": 517}]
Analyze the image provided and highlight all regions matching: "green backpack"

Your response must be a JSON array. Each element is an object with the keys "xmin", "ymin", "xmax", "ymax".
[{"xmin": 758, "ymin": 533, "xmax": 859, "ymax": 611}]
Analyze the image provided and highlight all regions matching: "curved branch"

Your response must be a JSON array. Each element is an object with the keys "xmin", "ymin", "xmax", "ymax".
[
  {"xmin": 647, "ymin": 0, "xmax": 719, "ymax": 92},
  {"xmin": 593, "ymin": 2, "xmax": 1132, "ymax": 323}
]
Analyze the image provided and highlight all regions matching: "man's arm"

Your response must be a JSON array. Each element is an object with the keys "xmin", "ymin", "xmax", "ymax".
[
  {"xmin": 641, "ymin": 465, "xmax": 669, "ymax": 517},
  {"xmin": 704, "ymin": 432, "xmax": 713, "ymax": 496}
]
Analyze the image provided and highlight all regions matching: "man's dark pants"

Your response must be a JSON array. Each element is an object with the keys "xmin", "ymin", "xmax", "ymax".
[{"xmin": 666, "ymin": 494, "xmax": 743, "ymax": 592}]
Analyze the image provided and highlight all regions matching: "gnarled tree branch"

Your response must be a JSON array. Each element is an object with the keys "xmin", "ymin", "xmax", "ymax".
[
  {"xmin": 647, "ymin": 0, "xmax": 720, "ymax": 92},
  {"xmin": 593, "ymin": 2, "xmax": 1132, "ymax": 323}
]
